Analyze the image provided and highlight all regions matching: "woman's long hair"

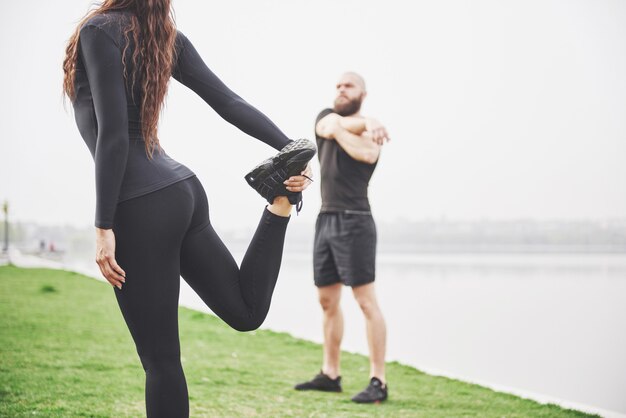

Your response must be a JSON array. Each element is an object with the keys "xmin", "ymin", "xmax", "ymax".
[{"xmin": 62, "ymin": 0, "xmax": 177, "ymax": 159}]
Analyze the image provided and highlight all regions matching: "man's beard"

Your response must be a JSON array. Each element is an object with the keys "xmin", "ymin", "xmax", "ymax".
[{"xmin": 333, "ymin": 96, "xmax": 362, "ymax": 116}]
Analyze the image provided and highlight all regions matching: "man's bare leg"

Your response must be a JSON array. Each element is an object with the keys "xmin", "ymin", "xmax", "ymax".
[
  {"xmin": 352, "ymin": 282, "xmax": 386, "ymax": 383},
  {"xmin": 318, "ymin": 283, "xmax": 343, "ymax": 379}
]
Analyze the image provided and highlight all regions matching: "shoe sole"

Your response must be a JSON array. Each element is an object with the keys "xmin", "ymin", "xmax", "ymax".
[
  {"xmin": 245, "ymin": 139, "xmax": 316, "ymax": 187},
  {"xmin": 272, "ymin": 138, "xmax": 317, "ymax": 172},
  {"xmin": 351, "ymin": 394, "xmax": 388, "ymax": 403},
  {"xmin": 351, "ymin": 398, "xmax": 387, "ymax": 403},
  {"xmin": 294, "ymin": 386, "xmax": 342, "ymax": 392}
]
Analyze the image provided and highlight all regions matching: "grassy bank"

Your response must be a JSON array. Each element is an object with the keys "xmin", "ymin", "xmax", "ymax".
[{"xmin": 0, "ymin": 265, "xmax": 595, "ymax": 417}]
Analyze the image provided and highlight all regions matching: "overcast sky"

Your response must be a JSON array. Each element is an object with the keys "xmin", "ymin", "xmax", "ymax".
[{"xmin": 1, "ymin": 0, "xmax": 625, "ymax": 229}]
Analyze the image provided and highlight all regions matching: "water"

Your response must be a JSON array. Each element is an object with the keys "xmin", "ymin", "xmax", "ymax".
[{"xmin": 61, "ymin": 250, "xmax": 626, "ymax": 416}]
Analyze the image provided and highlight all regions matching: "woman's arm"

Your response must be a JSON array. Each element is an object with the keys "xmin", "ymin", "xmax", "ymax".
[
  {"xmin": 79, "ymin": 24, "xmax": 130, "ymax": 230},
  {"xmin": 171, "ymin": 31, "xmax": 291, "ymax": 151},
  {"xmin": 79, "ymin": 24, "xmax": 128, "ymax": 288}
]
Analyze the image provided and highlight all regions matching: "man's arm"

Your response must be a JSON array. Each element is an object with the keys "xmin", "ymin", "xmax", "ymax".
[
  {"xmin": 335, "ymin": 129, "xmax": 381, "ymax": 164},
  {"xmin": 338, "ymin": 116, "xmax": 367, "ymax": 135},
  {"xmin": 316, "ymin": 113, "xmax": 381, "ymax": 164},
  {"xmin": 318, "ymin": 113, "xmax": 389, "ymax": 144}
]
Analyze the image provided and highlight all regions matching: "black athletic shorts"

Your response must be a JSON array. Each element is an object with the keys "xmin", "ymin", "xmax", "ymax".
[{"xmin": 313, "ymin": 211, "xmax": 377, "ymax": 287}]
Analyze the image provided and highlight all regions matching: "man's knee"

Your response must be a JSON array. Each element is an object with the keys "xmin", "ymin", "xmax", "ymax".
[
  {"xmin": 352, "ymin": 283, "xmax": 379, "ymax": 317},
  {"xmin": 357, "ymin": 298, "xmax": 378, "ymax": 317},
  {"xmin": 318, "ymin": 284, "xmax": 341, "ymax": 312}
]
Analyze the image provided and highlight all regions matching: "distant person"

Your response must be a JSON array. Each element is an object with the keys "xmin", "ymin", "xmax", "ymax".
[
  {"xmin": 62, "ymin": 0, "xmax": 315, "ymax": 417},
  {"xmin": 39, "ymin": 240, "xmax": 46, "ymax": 253},
  {"xmin": 294, "ymin": 72, "xmax": 390, "ymax": 403}
]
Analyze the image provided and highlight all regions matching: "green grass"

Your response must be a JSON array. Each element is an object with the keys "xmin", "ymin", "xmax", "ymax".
[{"xmin": 0, "ymin": 265, "xmax": 596, "ymax": 417}]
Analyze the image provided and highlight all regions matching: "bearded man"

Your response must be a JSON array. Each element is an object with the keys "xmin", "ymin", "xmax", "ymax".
[{"xmin": 294, "ymin": 72, "xmax": 391, "ymax": 403}]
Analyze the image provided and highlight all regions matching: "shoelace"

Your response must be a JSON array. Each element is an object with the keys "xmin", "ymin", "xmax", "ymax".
[{"xmin": 294, "ymin": 174, "xmax": 313, "ymax": 215}]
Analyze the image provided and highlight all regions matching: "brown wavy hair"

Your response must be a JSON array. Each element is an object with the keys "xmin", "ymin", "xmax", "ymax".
[{"xmin": 62, "ymin": 0, "xmax": 177, "ymax": 159}]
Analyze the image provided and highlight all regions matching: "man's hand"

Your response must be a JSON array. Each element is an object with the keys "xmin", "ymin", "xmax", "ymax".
[
  {"xmin": 95, "ymin": 228, "xmax": 126, "ymax": 290},
  {"xmin": 365, "ymin": 118, "xmax": 390, "ymax": 145},
  {"xmin": 284, "ymin": 163, "xmax": 313, "ymax": 192}
]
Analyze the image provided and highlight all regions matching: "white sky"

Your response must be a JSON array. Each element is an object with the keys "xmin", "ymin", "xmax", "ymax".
[{"xmin": 1, "ymin": 0, "xmax": 625, "ymax": 229}]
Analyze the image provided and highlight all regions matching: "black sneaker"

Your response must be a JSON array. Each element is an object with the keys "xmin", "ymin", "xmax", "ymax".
[
  {"xmin": 294, "ymin": 371, "xmax": 342, "ymax": 392},
  {"xmin": 245, "ymin": 139, "xmax": 316, "ymax": 212},
  {"xmin": 351, "ymin": 377, "xmax": 388, "ymax": 403}
]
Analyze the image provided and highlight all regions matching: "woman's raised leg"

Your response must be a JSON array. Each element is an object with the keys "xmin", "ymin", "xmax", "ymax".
[{"xmin": 179, "ymin": 176, "xmax": 290, "ymax": 331}]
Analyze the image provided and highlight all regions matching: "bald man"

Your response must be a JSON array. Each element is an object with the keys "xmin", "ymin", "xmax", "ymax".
[{"xmin": 294, "ymin": 72, "xmax": 390, "ymax": 403}]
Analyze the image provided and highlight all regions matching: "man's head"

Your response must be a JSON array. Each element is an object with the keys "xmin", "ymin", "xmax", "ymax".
[{"xmin": 333, "ymin": 72, "xmax": 367, "ymax": 116}]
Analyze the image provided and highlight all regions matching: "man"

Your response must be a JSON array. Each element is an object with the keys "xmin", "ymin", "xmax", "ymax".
[{"xmin": 295, "ymin": 72, "xmax": 390, "ymax": 403}]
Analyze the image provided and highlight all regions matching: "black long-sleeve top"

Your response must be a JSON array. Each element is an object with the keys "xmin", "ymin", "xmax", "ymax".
[{"xmin": 72, "ymin": 11, "xmax": 291, "ymax": 229}]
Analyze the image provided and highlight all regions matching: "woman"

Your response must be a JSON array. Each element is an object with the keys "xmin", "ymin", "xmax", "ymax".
[{"xmin": 62, "ymin": 1, "xmax": 315, "ymax": 416}]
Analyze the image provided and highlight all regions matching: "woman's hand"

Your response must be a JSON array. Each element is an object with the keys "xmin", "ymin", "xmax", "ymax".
[
  {"xmin": 284, "ymin": 163, "xmax": 314, "ymax": 192},
  {"xmin": 95, "ymin": 228, "xmax": 126, "ymax": 289}
]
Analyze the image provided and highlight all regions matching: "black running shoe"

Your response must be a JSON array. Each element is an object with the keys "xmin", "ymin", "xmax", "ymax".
[
  {"xmin": 294, "ymin": 371, "xmax": 342, "ymax": 392},
  {"xmin": 351, "ymin": 377, "xmax": 388, "ymax": 403},
  {"xmin": 245, "ymin": 138, "xmax": 316, "ymax": 212}
]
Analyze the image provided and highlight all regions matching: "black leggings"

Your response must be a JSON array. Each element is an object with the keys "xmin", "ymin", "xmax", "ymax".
[{"xmin": 112, "ymin": 175, "xmax": 289, "ymax": 418}]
